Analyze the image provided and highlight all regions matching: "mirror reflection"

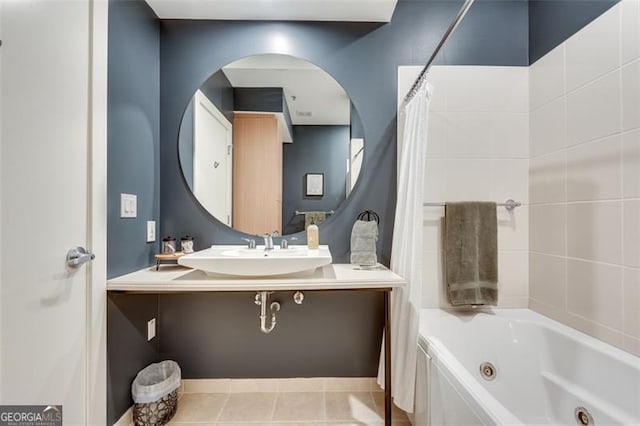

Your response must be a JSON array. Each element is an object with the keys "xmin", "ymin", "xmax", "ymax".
[{"xmin": 178, "ymin": 54, "xmax": 364, "ymax": 236}]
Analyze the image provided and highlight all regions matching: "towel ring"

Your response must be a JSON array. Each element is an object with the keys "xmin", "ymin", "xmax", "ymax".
[{"xmin": 357, "ymin": 210, "xmax": 380, "ymax": 224}]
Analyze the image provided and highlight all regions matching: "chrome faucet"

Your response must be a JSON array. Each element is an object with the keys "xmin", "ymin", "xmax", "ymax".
[
  {"xmin": 261, "ymin": 231, "xmax": 279, "ymax": 250},
  {"xmin": 241, "ymin": 237, "xmax": 256, "ymax": 249}
]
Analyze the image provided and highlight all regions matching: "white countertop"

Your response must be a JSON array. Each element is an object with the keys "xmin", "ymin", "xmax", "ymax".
[{"xmin": 107, "ymin": 263, "xmax": 405, "ymax": 292}]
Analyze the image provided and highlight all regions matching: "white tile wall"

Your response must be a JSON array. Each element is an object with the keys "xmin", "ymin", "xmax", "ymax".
[
  {"xmin": 566, "ymin": 71, "xmax": 621, "ymax": 146},
  {"xmin": 622, "ymin": 60, "xmax": 640, "ymax": 131},
  {"xmin": 565, "ymin": 5, "xmax": 620, "ymax": 93},
  {"xmin": 529, "ymin": 252, "xmax": 566, "ymax": 313},
  {"xmin": 566, "ymin": 135, "xmax": 622, "ymax": 201},
  {"xmin": 622, "ymin": 129, "xmax": 640, "ymax": 197},
  {"xmin": 566, "ymin": 201, "xmax": 622, "ymax": 264},
  {"xmin": 400, "ymin": 65, "xmax": 530, "ymax": 309},
  {"xmin": 530, "ymin": 151, "xmax": 566, "ymax": 204},
  {"xmin": 529, "ymin": 0, "xmax": 640, "ymax": 357},
  {"xmin": 530, "ymin": 204, "xmax": 566, "ymax": 256},
  {"xmin": 530, "ymin": 97, "xmax": 566, "ymax": 157},
  {"xmin": 398, "ymin": 0, "xmax": 639, "ymax": 355},
  {"xmin": 621, "ymin": 0, "xmax": 640, "ymax": 65},
  {"xmin": 530, "ymin": 44, "xmax": 565, "ymax": 111},
  {"xmin": 567, "ymin": 259, "xmax": 624, "ymax": 330},
  {"xmin": 623, "ymin": 268, "xmax": 640, "ymax": 338},
  {"xmin": 624, "ymin": 200, "xmax": 640, "ymax": 268}
]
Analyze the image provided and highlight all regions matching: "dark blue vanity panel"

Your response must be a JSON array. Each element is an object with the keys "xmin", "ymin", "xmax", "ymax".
[
  {"xmin": 107, "ymin": 293, "xmax": 159, "ymax": 425},
  {"xmin": 529, "ymin": 0, "xmax": 621, "ymax": 63},
  {"xmin": 158, "ymin": 291, "xmax": 385, "ymax": 378}
]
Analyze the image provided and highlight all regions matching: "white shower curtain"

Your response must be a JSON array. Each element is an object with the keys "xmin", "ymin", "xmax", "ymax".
[{"xmin": 377, "ymin": 81, "xmax": 431, "ymax": 413}]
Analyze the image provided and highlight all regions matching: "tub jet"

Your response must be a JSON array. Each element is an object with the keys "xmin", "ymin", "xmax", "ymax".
[
  {"xmin": 479, "ymin": 362, "xmax": 497, "ymax": 381},
  {"xmin": 575, "ymin": 407, "xmax": 594, "ymax": 426}
]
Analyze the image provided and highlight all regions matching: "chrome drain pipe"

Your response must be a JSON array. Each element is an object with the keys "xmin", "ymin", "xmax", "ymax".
[{"xmin": 255, "ymin": 291, "xmax": 280, "ymax": 334}]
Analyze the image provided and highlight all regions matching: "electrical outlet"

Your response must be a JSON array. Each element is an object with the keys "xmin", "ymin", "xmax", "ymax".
[
  {"xmin": 147, "ymin": 318, "xmax": 156, "ymax": 341},
  {"xmin": 147, "ymin": 221, "xmax": 156, "ymax": 243},
  {"xmin": 120, "ymin": 193, "xmax": 137, "ymax": 218}
]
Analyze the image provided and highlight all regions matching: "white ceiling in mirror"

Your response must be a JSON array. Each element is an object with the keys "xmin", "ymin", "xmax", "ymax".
[
  {"xmin": 145, "ymin": 0, "xmax": 398, "ymax": 22},
  {"xmin": 223, "ymin": 54, "xmax": 350, "ymax": 125}
]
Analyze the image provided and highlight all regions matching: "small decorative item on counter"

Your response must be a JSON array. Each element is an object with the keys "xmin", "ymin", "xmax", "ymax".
[
  {"xmin": 180, "ymin": 235, "xmax": 194, "ymax": 254},
  {"xmin": 307, "ymin": 220, "xmax": 319, "ymax": 249},
  {"xmin": 162, "ymin": 236, "xmax": 176, "ymax": 254}
]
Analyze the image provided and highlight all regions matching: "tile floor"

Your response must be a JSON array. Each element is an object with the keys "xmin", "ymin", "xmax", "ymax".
[{"xmin": 166, "ymin": 379, "xmax": 411, "ymax": 425}]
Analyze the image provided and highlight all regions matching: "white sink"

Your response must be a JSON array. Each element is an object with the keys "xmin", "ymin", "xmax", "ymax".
[{"xmin": 178, "ymin": 245, "xmax": 332, "ymax": 277}]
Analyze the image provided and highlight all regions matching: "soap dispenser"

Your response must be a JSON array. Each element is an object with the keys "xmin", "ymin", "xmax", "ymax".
[{"xmin": 307, "ymin": 220, "xmax": 319, "ymax": 249}]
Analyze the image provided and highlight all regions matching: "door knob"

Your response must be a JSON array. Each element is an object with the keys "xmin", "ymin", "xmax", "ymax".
[{"xmin": 67, "ymin": 246, "xmax": 95, "ymax": 268}]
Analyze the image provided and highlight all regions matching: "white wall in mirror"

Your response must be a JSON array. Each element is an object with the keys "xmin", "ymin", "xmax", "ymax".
[{"xmin": 222, "ymin": 54, "xmax": 351, "ymax": 126}]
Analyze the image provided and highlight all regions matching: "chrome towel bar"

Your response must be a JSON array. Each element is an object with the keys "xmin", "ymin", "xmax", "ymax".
[
  {"xmin": 294, "ymin": 210, "xmax": 335, "ymax": 216},
  {"xmin": 423, "ymin": 199, "xmax": 522, "ymax": 212}
]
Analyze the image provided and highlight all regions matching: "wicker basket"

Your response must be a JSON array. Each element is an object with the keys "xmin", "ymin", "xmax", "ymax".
[{"xmin": 132, "ymin": 389, "xmax": 178, "ymax": 426}]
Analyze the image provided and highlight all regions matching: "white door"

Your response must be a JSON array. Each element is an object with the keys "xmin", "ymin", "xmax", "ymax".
[
  {"xmin": 0, "ymin": 1, "xmax": 107, "ymax": 425},
  {"xmin": 193, "ymin": 90, "xmax": 233, "ymax": 226}
]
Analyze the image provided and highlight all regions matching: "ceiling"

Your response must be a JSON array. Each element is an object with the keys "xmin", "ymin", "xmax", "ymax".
[
  {"xmin": 145, "ymin": 0, "xmax": 398, "ymax": 22},
  {"xmin": 222, "ymin": 54, "xmax": 351, "ymax": 126}
]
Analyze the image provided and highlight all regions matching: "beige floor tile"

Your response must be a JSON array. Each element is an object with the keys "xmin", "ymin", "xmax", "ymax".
[
  {"xmin": 272, "ymin": 392, "xmax": 325, "ymax": 421},
  {"xmin": 217, "ymin": 392, "xmax": 277, "ymax": 422},
  {"xmin": 371, "ymin": 392, "xmax": 410, "ymax": 422},
  {"xmin": 169, "ymin": 393, "xmax": 227, "ymax": 423},
  {"xmin": 324, "ymin": 392, "xmax": 381, "ymax": 422}
]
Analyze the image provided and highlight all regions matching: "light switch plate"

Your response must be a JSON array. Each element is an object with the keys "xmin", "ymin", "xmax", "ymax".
[
  {"xmin": 147, "ymin": 318, "xmax": 156, "ymax": 341},
  {"xmin": 147, "ymin": 221, "xmax": 156, "ymax": 243},
  {"xmin": 120, "ymin": 193, "xmax": 137, "ymax": 218}
]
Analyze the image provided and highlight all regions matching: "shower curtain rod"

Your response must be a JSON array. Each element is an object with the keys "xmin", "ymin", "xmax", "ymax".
[{"xmin": 404, "ymin": 0, "xmax": 475, "ymax": 103}]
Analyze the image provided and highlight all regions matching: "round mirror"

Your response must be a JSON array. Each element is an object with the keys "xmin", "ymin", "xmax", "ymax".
[{"xmin": 178, "ymin": 54, "xmax": 364, "ymax": 236}]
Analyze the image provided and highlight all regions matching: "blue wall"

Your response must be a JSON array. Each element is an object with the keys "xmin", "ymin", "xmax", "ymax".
[
  {"xmin": 107, "ymin": 0, "xmax": 160, "ymax": 423},
  {"xmin": 159, "ymin": 0, "xmax": 529, "ymax": 261},
  {"xmin": 283, "ymin": 125, "xmax": 350, "ymax": 235},
  {"xmin": 529, "ymin": 0, "xmax": 621, "ymax": 63},
  {"xmin": 156, "ymin": 0, "xmax": 528, "ymax": 382},
  {"xmin": 107, "ymin": 0, "xmax": 160, "ymax": 279}
]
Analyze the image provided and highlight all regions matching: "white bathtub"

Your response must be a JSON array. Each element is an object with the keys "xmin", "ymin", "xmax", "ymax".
[{"xmin": 414, "ymin": 309, "xmax": 640, "ymax": 425}]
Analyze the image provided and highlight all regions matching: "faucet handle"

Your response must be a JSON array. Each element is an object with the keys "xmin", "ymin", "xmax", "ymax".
[
  {"xmin": 241, "ymin": 237, "xmax": 256, "ymax": 249},
  {"xmin": 280, "ymin": 236, "xmax": 297, "ymax": 249}
]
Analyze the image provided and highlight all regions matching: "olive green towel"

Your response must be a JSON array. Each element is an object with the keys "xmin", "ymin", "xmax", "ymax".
[{"xmin": 445, "ymin": 202, "xmax": 498, "ymax": 306}]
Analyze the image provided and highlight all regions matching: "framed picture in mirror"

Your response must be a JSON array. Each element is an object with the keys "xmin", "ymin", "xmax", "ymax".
[{"xmin": 305, "ymin": 173, "xmax": 324, "ymax": 196}]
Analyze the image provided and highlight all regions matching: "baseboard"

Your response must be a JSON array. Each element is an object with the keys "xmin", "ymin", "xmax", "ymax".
[{"xmin": 181, "ymin": 377, "xmax": 381, "ymax": 393}]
